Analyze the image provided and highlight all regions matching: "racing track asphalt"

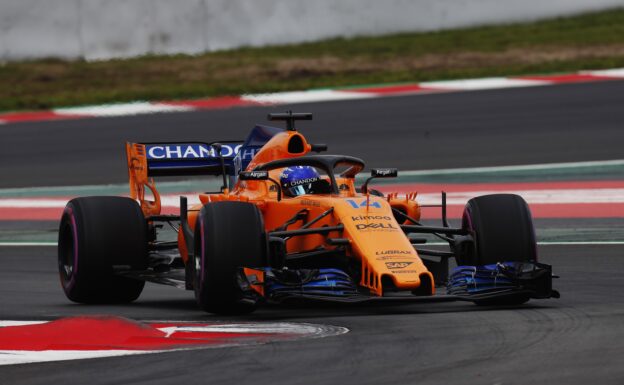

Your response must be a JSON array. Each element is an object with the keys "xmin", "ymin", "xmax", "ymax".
[
  {"xmin": 1, "ymin": 245, "xmax": 623, "ymax": 385},
  {"xmin": 2, "ymin": 80, "xmax": 624, "ymax": 188},
  {"xmin": 1, "ymin": 81, "xmax": 624, "ymax": 384}
]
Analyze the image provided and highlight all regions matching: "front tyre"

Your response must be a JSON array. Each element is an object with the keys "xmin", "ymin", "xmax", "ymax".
[
  {"xmin": 458, "ymin": 194, "xmax": 537, "ymax": 305},
  {"xmin": 194, "ymin": 201, "xmax": 267, "ymax": 314},
  {"xmin": 58, "ymin": 196, "xmax": 148, "ymax": 303}
]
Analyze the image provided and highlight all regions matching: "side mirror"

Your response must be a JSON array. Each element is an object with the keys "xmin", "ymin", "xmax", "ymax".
[
  {"xmin": 362, "ymin": 168, "xmax": 398, "ymax": 194},
  {"xmin": 371, "ymin": 168, "xmax": 398, "ymax": 178},
  {"xmin": 310, "ymin": 143, "xmax": 328, "ymax": 153},
  {"xmin": 239, "ymin": 170, "xmax": 269, "ymax": 180}
]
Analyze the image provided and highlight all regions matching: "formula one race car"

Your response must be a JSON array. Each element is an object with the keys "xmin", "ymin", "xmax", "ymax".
[{"xmin": 58, "ymin": 112, "xmax": 558, "ymax": 314}]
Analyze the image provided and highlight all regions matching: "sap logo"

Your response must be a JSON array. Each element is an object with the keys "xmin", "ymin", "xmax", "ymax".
[
  {"xmin": 355, "ymin": 222, "xmax": 397, "ymax": 230},
  {"xmin": 385, "ymin": 262, "xmax": 413, "ymax": 269},
  {"xmin": 346, "ymin": 199, "xmax": 382, "ymax": 209},
  {"xmin": 146, "ymin": 144, "xmax": 241, "ymax": 159}
]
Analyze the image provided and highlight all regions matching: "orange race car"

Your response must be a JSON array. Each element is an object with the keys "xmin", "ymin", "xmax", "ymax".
[{"xmin": 57, "ymin": 112, "xmax": 558, "ymax": 314}]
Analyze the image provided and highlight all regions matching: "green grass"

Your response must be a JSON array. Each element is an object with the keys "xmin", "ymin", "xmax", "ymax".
[{"xmin": 2, "ymin": 8, "xmax": 624, "ymax": 112}]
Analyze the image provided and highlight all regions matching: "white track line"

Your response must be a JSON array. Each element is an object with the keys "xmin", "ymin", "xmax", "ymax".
[
  {"xmin": 0, "ymin": 321, "xmax": 47, "ymax": 327},
  {"xmin": 55, "ymin": 102, "xmax": 193, "ymax": 117},
  {"xmin": 396, "ymin": 159, "xmax": 624, "ymax": 176},
  {"xmin": 582, "ymin": 68, "xmax": 624, "ymax": 77},
  {"xmin": 420, "ymin": 77, "xmax": 549, "ymax": 90},
  {"xmin": 0, "ymin": 242, "xmax": 57, "ymax": 247},
  {"xmin": 241, "ymin": 89, "xmax": 375, "ymax": 104},
  {"xmin": 415, "ymin": 188, "xmax": 624, "ymax": 205},
  {"xmin": 0, "ymin": 350, "xmax": 156, "ymax": 366},
  {"xmin": 0, "ymin": 321, "xmax": 348, "ymax": 366},
  {"xmin": 1, "ymin": 241, "xmax": 623, "ymax": 247},
  {"xmin": 3, "ymin": 188, "xmax": 623, "ymax": 208},
  {"xmin": 1, "ymin": 159, "xmax": 622, "ymax": 196}
]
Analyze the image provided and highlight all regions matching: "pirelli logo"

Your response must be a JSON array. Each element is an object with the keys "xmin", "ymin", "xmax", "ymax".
[{"xmin": 385, "ymin": 262, "xmax": 413, "ymax": 269}]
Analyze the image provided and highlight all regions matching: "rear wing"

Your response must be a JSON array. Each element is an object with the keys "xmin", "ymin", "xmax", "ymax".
[
  {"xmin": 126, "ymin": 141, "xmax": 241, "ymax": 216},
  {"xmin": 126, "ymin": 125, "xmax": 285, "ymax": 216},
  {"xmin": 140, "ymin": 141, "xmax": 243, "ymax": 176}
]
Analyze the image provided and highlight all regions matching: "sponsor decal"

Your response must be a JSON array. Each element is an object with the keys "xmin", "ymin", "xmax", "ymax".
[
  {"xmin": 352, "ymin": 215, "xmax": 391, "ymax": 221},
  {"xmin": 146, "ymin": 143, "xmax": 242, "ymax": 160},
  {"xmin": 239, "ymin": 170, "xmax": 268, "ymax": 180},
  {"xmin": 285, "ymin": 177, "xmax": 319, "ymax": 187},
  {"xmin": 391, "ymin": 270, "xmax": 419, "ymax": 274},
  {"xmin": 372, "ymin": 168, "xmax": 398, "ymax": 177},
  {"xmin": 376, "ymin": 250, "xmax": 412, "ymax": 255},
  {"xmin": 238, "ymin": 147, "xmax": 259, "ymax": 161},
  {"xmin": 233, "ymin": 147, "xmax": 261, "ymax": 173},
  {"xmin": 385, "ymin": 262, "xmax": 413, "ymax": 269},
  {"xmin": 355, "ymin": 222, "xmax": 397, "ymax": 230},
  {"xmin": 300, "ymin": 199, "xmax": 320, "ymax": 207},
  {"xmin": 346, "ymin": 199, "xmax": 382, "ymax": 209},
  {"xmin": 376, "ymin": 256, "xmax": 412, "ymax": 261}
]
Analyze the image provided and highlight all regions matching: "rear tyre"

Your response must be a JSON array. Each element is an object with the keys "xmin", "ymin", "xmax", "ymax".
[
  {"xmin": 458, "ymin": 194, "xmax": 537, "ymax": 305},
  {"xmin": 58, "ymin": 197, "xmax": 147, "ymax": 303},
  {"xmin": 194, "ymin": 201, "xmax": 267, "ymax": 314}
]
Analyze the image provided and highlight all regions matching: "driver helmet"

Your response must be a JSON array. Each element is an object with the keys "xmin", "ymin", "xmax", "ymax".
[{"xmin": 280, "ymin": 166, "xmax": 320, "ymax": 197}]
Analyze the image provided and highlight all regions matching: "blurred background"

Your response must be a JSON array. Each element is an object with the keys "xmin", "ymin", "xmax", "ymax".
[{"xmin": 2, "ymin": 0, "xmax": 624, "ymax": 111}]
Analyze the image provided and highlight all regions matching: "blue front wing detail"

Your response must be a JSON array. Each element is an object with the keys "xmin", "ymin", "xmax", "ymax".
[
  {"xmin": 264, "ymin": 268, "xmax": 359, "ymax": 298},
  {"xmin": 448, "ymin": 262, "xmax": 517, "ymax": 294},
  {"xmin": 447, "ymin": 261, "xmax": 555, "ymax": 298}
]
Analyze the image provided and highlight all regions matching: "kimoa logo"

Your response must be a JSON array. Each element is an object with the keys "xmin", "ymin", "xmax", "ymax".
[
  {"xmin": 352, "ymin": 215, "xmax": 392, "ymax": 221},
  {"xmin": 376, "ymin": 250, "xmax": 412, "ymax": 255},
  {"xmin": 385, "ymin": 262, "xmax": 413, "ymax": 269}
]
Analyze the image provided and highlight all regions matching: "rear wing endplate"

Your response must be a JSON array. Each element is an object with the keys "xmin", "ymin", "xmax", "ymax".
[
  {"xmin": 126, "ymin": 141, "xmax": 241, "ymax": 216},
  {"xmin": 126, "ymin": 125, "xmax": 285, "ymax": 217}
]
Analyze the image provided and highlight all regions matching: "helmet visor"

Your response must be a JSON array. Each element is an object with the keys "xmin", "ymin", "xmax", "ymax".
[{"xmin": 288, "ymin": 185, "xmax": 309, "ymax": 196}]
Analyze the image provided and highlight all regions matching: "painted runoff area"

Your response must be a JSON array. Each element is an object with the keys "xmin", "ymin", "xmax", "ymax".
[
  {"xmin": 0, "ymin": 160, "xmax": 622, "ymax": 224},
  {"xmin": 0, "ymin": 317, "xmax": 348, "ymax": 366}
]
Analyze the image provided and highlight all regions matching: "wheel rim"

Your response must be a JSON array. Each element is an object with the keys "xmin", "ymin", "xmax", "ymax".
[
  {"xmin": 58, "ymin": 209, "xmax": 78, "ymax": 290},
  {"xmin": 194, "ymin": 220, "xmax": 205, "ymax": 293}
]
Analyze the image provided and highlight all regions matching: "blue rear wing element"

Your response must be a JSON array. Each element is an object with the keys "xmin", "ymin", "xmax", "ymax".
[
  {"xmin": 142, "ymin": 125, "xmax": 284, "ymax": 178},
  {"xmin": 145, "ymin": 142, "xmax": 242, "ymax": 177},
  {"xmin": 234, "ymin": 125, "xmax": 284, "ymax": 175}
]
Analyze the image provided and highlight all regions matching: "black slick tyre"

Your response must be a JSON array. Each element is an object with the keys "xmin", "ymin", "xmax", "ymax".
[
  {"xmin": 459, "ymin": 194, "xmax": 537, "ymax": 305},
  {"xmin": 193, "ymin": 201, "xmax": 267, "ymax": 314},
  {"xmin": 57, "ymin": 196, "xmax": 148, "ymax": 303}
]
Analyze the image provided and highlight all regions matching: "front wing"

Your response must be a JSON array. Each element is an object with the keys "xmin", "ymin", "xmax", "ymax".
[{"xmin": 238, "ymin": 262, "xmax": 559, "ymax": 305}]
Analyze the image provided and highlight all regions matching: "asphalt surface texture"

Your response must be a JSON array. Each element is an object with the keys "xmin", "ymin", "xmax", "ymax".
[
  {"xmin": 2, "ymin": 80, "xmax": 624, "ymax": 188},
  {"xmin": 1, "ymin": 81, "xmax": 624, "ymax": 384}
]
